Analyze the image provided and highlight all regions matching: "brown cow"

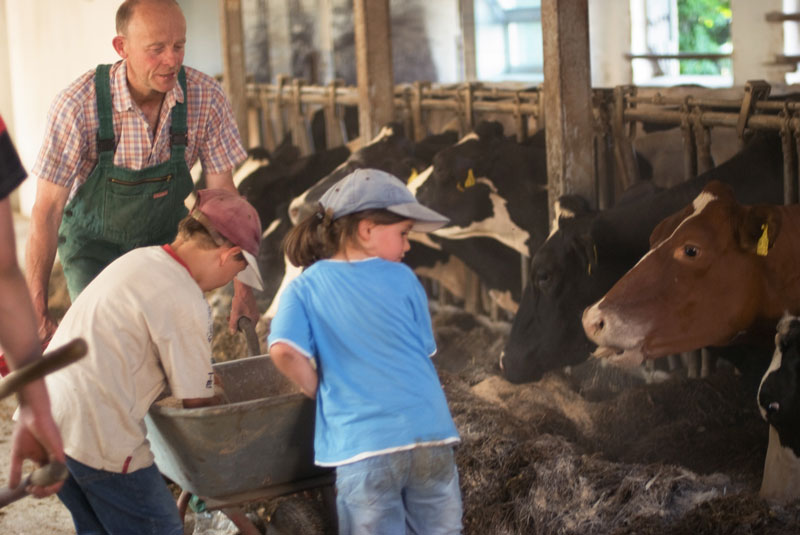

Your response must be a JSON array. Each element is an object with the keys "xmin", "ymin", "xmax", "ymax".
[{"xmin": 581, "ymin": 180, "xmax": 800, "ymax": 368}]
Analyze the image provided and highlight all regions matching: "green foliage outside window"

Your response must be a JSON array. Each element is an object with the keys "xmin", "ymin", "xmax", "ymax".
[{"xmin": 678, "ymin": 0, "xmax": 732, "ymax": 75}]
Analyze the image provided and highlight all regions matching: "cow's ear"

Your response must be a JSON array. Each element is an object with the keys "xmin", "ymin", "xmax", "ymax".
[
  {"xmin": 572, "ymin": 232, "xmax": 598, "ymax": 275},
  {"xmin": 738, "ymin": 205, "xmax": 782, "ymax": 256},
  {"xmin": 650, "ymin": 205, "xmax": 692, "ymax": 248}
]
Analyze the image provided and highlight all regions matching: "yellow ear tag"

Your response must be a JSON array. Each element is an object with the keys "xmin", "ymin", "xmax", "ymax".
[
  {"xmin": 407, "ymin": 168, "xmax": 418, "ymax": 185},
  {"xmin": 465, "ymin": 168, "xmax": 476, "ymax": 188},
  {"xmin": 757, "ymin": 223, "xmax": 769, "ymax": 257}
]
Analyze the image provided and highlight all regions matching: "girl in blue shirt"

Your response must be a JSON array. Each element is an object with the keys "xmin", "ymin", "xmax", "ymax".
[{"xmin": 268, "ymin": 168, "xmax": 462, "ymax": 534}]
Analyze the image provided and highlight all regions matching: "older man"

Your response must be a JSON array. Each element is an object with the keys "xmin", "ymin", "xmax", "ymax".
[{"xmin": 25, "ymin": 0, "xmax": 258, "ymax": 343}]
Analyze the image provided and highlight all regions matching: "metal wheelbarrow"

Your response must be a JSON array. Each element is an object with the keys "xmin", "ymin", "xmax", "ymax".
[{"xmin": 145, "ymin": 319, "xmax": 333, "ymax": 534}]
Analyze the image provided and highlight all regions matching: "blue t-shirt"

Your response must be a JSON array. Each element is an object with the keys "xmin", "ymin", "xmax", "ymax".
[{"xmin": 268, "ymin": 257, "xmax": 460, "ymax": 466}]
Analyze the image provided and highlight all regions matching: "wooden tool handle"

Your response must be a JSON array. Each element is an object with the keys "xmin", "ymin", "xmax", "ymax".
[
  {"xmin": 237, "ymin": 317, "xmax": 262, "ymax": 357},
  {"xmin": 0, "ymin": 462, "xmax": 69, "ymax": 508},
  {"xmin": 0, "ymin": 338, "xmax": 87, "ymax": 400}
]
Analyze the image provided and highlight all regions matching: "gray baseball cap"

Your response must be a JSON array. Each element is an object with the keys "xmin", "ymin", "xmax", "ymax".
[{"xmin": 319, "ymin": 168, "xmax": 449, "ymax": 232}]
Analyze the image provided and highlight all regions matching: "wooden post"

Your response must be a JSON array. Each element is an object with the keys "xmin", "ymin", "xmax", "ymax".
[
  {"xmin": 219, "ymin": 0, "xmax": 248, "ymax": 146},
  {"xmin": 353, "ymin": 0, "xmax": 394, "ymax": 140},
  {"xmin": 267, "ymin": 0, "xmax": 293, "ymax": 79},
  {"xmin": 541, "ymin": 0, "xmax": 596, "ymax": 217},
  {"xmin": 459, "ymin": 0, "xmax": 477, "ymax": 81},
  {"xmin": 316, "ymin": 0, "xmax": 335, "ymax": 83}
]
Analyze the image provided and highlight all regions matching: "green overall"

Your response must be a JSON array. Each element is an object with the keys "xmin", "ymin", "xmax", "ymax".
[{"xmin": 58, "ymin": 64, "xmax": 194, "ymax": 300}]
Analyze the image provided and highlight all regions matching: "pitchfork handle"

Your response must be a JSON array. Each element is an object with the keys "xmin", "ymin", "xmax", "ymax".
[
  {"xmin": 237, "ymin": 317, "xmax": 262, "ymax": 357},
  {"xmin": 0, "ymin": 338, "xmax": 87, "ymax": 400},
  {"xmin": 0, "ymin": 462, "xmax": 69, "ymax": 508}
]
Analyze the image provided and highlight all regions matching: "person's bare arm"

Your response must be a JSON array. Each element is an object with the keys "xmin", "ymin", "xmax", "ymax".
[
  {"xmin": 0, "ymin": 197, "xmax": 65, "ymax": 496},
  {"xmin": 204, "ymin": 170, "xmax": 237, "ymax": 193},
  {"xmin": 269, "ymin": 343, "xmax": 318, "ymax": 399},
  {"xmin": 206, "ymin": 170, "xmax": 261, "ymax": 331},
  {"xmin": 25, "ymin": 178, "xmax": 70, "ymax": 343}
]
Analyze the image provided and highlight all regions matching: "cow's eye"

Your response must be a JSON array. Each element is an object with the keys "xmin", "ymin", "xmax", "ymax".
[
  {"xmin": 534, "ymin": 270, "xmax": 552, "ymax": 290},
  {"xmin": 683, "ymin": 245, "xmax": 698, "ymax": 258}
]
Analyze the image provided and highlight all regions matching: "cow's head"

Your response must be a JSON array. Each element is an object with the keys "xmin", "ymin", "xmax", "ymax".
[
  {"xmin": 414, "ymin": 121, "xmax": 548, "ymax": 256},
  {"xmin": 500, "ymin": 195, "xmax": 609, "ymax": 383},
  {"xmin": 757, "ymin": 314, "xmax": 800, "ymax": 504},
  {"xmin": 583, "ymin": 180, "xmax": 783, "ymax": 367},
  {"xmin": 288, "ymin": 124, "xmax": 425, "ymax": 225},
  {"xmin": 759, "ymin": 314, "xmax": 800, "ymax": 455}
]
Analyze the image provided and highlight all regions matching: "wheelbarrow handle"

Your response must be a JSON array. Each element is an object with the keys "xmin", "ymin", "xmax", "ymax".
[
  {"xmin": 0, "ymin": 461, "xmax": 69, "ymax": 509},
  {"xmin": 0, "ymin": 338, "xmax": 88, "ymax": 400},
  {"xmin": 236, "ymin": 317, "xmax": 262, "ymax": 357}
]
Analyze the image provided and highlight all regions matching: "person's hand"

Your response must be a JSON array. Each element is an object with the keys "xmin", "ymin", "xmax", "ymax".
[
  {"xmin": 9, "ymin": 380, "xmax": 66, "ymax": 497},
  {"xmin": 35, "ymin": 310, "xmax": 58, "ymax": 348},
  {"xmin": 229, "ymin": 280, "xmax": 259, "ymax": 334}
]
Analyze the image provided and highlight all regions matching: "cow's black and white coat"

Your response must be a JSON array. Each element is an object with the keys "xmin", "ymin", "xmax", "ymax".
[{"xmin": 758, "ymin": 313, "xmax": 800, "ymax": 504}]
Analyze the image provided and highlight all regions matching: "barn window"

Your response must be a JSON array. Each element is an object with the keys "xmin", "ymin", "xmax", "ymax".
[
  {"xmin": 474, "ymin": 0, "xmax": 544, "ymax": 82},
  {"xmin": 629, "ymin": 0, "xmax": 732, "ymax": 87}
]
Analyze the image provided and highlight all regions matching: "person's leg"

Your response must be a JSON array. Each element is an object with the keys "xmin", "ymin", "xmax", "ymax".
[
  {"xmin": 57, "ymin": 458, "xmax": 109, "ymax": 535},
  {"xmin": 403, "ymin": 446, "xmax": 463, "ymax": 535},
  {"xmin": 59, "ymin": 457, "xmax": 183, "ymax": 535},
  {"xmin": 335, "ymin": 453, "xmax": 409, "ymax": 535}
]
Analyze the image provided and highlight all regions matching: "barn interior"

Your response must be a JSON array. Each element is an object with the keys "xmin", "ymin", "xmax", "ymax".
[{"xmin": 4, "ymin": 0, "xmax": 800, "ymax": 534}]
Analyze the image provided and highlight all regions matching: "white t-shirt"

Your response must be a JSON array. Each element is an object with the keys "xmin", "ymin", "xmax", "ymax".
[{"xmin": 46, "ymin": 246, "xmax": 215, "ymax": 473}]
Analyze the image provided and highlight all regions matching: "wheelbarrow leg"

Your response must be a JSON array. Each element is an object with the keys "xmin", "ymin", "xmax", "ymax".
[
  {"xmin": 177, "ymin": 490, "xmax": 191, "ymax": 524},
  {"xmin": 222, "ymin": 507, "xmax": 262, "ymax": 535}
]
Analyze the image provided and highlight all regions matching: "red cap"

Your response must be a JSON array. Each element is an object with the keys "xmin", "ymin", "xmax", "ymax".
[{"xmin": 191, "ymin": 189, "xmax": 263, "ymax": 290}]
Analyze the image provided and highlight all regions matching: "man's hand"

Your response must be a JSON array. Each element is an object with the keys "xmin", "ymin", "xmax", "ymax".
[
  {"xmin": 10, "ymin": 381, "xmax": 66, "ymax": 497},
  {"xmin": 36, "ymin": 313, "xmax": 58, "ymax": 348},
  {"xmin": 229, "ymin": 279, "xmax": 259, "ymax": 333}
]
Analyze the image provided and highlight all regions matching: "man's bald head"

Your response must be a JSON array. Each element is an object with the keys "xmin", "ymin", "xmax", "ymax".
[{"xmin": 116, "ymin": 0, "xmax": 181, "ymax": 35}]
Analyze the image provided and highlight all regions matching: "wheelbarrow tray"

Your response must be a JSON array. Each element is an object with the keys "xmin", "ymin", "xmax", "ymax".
[{"xmin": 145, "ymin": 355, "xmax": 330, "ymax": 499}]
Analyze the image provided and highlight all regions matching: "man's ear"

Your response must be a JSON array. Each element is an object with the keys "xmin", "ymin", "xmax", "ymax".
[{"xmin": 112, "ymin": 35, "xmax": 127, "ymax": 58}]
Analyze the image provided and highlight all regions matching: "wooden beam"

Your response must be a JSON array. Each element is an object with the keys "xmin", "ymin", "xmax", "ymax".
[
  {"xmin": 353, "ymin": 0, "xmax": 394, "ymax": 140},
  {"xmin": 541, "ymin": 0, "xmax": 596, "ymax": 216},
  {"xmin": 219, "ymin": 0, "xmax": 249, "ymax": 146},
  {"xmin": 459, "ymin": 0, "xmax": 477, "ymax": 81}
]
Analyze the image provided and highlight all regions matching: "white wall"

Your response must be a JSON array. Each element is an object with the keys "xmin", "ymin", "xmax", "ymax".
[
  {"xmin": 179, "ymin": 0, "xmax": 223, "ymax": 77},
  {"xmin": 589, "ymin": 0, "xmax": 632, "ymax": 87},
  {"xmin": 731, "ymin": 0, "xmax": 786, "ymax": 85},
  {"xmin": 4, "ymin": 0, "xmax": 119, "ymax": 216},
  {"xmin": 423, "ymin": 1, "xmax": 462, "ymax": 83}
]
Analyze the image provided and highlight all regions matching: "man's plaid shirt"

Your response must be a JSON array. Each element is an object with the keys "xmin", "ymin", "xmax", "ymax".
[{"xmin": 32, "ymin": 60, "xmax": 247, "ymax": 199}]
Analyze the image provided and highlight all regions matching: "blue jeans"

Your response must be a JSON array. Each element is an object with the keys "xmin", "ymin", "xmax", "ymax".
[
  {"xmin": 335, "ymin": 445, "xmax": 463, "ymax": 535},
  {"xmin": 57, "ymin": 456, "xmax": 183, "ymax": 535}
]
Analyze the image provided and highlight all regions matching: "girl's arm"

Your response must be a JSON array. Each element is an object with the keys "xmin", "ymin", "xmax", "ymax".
[{"xmin": 269, "ymin": 342, "xmax": 319, "ymax": 399}]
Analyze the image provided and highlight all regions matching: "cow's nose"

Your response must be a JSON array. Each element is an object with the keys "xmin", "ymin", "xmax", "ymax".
[
  {"xmin": 582, "ymin": 305, "xmax": 606, "ymax": 339},
  {"xmin": 766, "ymin": 401, "xmax": 780, "ymax": 414}
]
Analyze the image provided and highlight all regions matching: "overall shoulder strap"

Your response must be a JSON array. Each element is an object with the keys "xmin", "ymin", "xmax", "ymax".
[
  {"xmin": 170, "ymin": 67, "xmax": 188, "ymax": 153},
  {"xmin": 94, "ymin": 64, "xmax": 116, "ymax": 159}
]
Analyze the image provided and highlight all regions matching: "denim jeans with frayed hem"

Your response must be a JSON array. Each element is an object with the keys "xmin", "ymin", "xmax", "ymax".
[
  {"xmin": 57, "ymin": 456, "xmax": 183, "ymax": 535},
  {"xmin": 335, "ymin": 445, "xmax": 463, "ymax": 535}
]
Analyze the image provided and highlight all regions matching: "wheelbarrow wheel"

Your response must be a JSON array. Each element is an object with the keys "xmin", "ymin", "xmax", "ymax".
[{"xmin": 267, "ymin": 496, "xmax": 327, "ymax": 535}]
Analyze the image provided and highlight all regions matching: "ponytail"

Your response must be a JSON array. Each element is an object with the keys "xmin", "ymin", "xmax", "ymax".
[{"xmin": 284, "ymin": 206, "xmax": 409, "ymax": 268}]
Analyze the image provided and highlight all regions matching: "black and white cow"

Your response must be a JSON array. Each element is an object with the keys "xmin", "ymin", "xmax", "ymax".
[
  {"xmin": 757, "ymin": 313, "xmax": 800, "ymax": 504},
  {"xmin": 289, "ymin": 123, "xmax": 457, "ymax": 224},
  {"xmin": 260, "ymin": 125, "xmax": 460, "ymax": 316},
  {"xmin": 235, "ymin": 142, "xmax": 351, "ymax": 305},
  {"xmin": 500, "ymin": 131, "xmax": 786, "ymax": 384}
]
